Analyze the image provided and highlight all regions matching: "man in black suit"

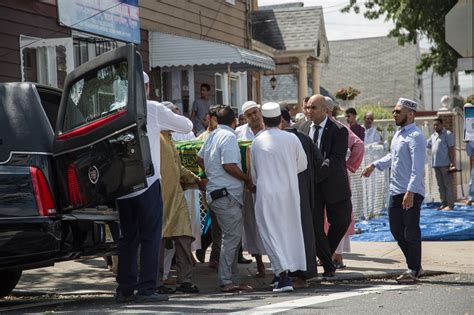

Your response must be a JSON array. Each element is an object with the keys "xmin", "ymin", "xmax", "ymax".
[{"xmin": 298, "ymin": 94, "xmax": 351, "ymax": 277}]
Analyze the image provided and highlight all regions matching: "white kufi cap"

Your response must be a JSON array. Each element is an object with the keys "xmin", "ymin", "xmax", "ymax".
[
  {"xmin": 397, "ymin": 97, "xmax": 418, "ymax": 111},
  {"xmin": 324, "ymin": 96, "xmax": 339, "ymax": 112},
  {"xmin": 261, "ymin": 102, "xmax": 281, "ymax": 118},
  {"xmin": 241, "ymin": 101, "xmax": 260, "ymax": 114}
]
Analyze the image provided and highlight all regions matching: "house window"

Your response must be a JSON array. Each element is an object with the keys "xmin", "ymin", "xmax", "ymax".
[
  {"xmin": 225, "ymin": 0, "xmax": 235, "ymax": 5},
  {"xmin": 230, "ymin": 75, "xmax": 238, "ymax": 113},
  {"xmin": 215, "ymin": 73, "xmax": 224, "ymax": 105},
  {"xmin": 20, "ymin": 35, "xmax": 73, "ymax": 89},
  {"xmin": 73, "ymin": 36, "xmax": 120, "ymax": 67}
]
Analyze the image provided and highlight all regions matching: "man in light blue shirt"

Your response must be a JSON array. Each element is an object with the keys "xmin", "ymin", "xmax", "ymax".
[
  {"xmin": 427, "ymin": 118, "xmax": 456, "ymax": 210},
  {"xmin": 196, "ymin": 105, "xmax": 254, "ymax": 292},
  {"xmin": 466, "ymin": 141, "xmax": 474, "ymax": 204},
  {"xmin": 362, "ymin": 97, "xmax": 426, "ymax": 284}
]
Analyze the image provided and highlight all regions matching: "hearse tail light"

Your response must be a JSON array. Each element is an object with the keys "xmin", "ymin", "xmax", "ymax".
[
  {"xmin": 67, "ymin": 165, "xmax": 86, "ymax": 207},
  {"xmin": 29, "ymin": 166, "xmax": 57, "ymax": 216}
]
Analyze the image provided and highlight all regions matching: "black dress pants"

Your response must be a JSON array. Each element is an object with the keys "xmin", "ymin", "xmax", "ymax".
[
  {"xmin": 389, "ymin": 193, "xmax": 424, "ymax": 273},
  {"xmin": 313, "ymin": 192, "xmax": 352, "ymax": 273}
]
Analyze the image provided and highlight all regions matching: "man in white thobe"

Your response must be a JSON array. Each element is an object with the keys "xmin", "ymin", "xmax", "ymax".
[
  {"xmin": 363, "ymin": 111, "xmax": 381, "ymax": 145},
  {"xmin": 251, "ymin": 102, "xmax": 308, "ymax": 293}
]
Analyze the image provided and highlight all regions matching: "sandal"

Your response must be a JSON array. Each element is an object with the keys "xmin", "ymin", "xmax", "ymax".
[
  {"xmin": 176, "ymin": 283, "xmax": 199, "ymax": 293},
  {"xmin": 220, "ymin": 284, "xmax": 239, "ymax": 292},
  {"xmin": 156, "ymin": 285, "xmax": 176, "ymax": 294}
]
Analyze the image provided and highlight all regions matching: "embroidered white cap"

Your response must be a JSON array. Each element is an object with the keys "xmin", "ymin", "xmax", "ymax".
[
  {"xmin": 261, "ymin": 102, "xmax": 281, "ymax": 118},
  {"xmin": 397, "ymin": 97, "xmax": 418, "ymax": 111},
  {"xmin": 241, "ymin": 101, "xmax": 260, "ymax": 114}
]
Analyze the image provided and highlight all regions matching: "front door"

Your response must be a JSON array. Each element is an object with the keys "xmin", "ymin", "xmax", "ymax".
[{"xmin": 53, "ymin": 44, "xmax": 153, "ymax": 210}]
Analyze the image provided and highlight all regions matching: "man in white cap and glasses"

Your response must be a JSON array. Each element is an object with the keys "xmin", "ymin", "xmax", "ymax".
[
  {"xmin": 362, "ymin": 97, "xmax": 426, "ymax": 284},
  {"xmin": 235, "ymin": 101, "xmax": 267, "ymax": 276},
  {"xmin": 251, "ymin": 102, "xmax": 308, "ymax": 292},
  {"xmin": 115, "ymin": 72, "xmax": 193, "ymax": 303}
]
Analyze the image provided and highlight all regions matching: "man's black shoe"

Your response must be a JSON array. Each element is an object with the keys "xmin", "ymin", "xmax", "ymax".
[
  {"xmin": 195, "ymin": 249, "xmax": 205, "ymax": 263},
  {"xmin": 115, "ymin": 291, "xmax": 135, "ymax": 303},
  {"xmin": 238, "ymin": 255, "xmax": 252, "ymax": 264},
  {"xmin": 322, "ymin": 271, "xmax": 335, "ymax": 278}
]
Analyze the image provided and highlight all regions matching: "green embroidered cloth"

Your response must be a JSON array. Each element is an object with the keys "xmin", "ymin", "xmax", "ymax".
[{"xmin": 175, "ymin": 140, "xmax": 252, "ymax": 178}]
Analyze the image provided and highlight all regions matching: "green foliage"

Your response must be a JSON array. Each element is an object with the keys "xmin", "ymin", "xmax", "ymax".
[
  {"xmin": 356, "ymin": 104, "xmax": 393, "ymax": 120},
  {"xmin": 341, "ymin": 0, "xmax": 460, "ymax": 76},
  {"xmin": 466, "ymin": 95, "xmax": 474, "ymax": 104}
]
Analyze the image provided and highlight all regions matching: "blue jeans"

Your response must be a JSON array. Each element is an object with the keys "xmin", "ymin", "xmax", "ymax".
[
  {"xmin": 116, "ymin": 180, "xmax": 163, "ymax": 296},
  {"xmin": 469, "ymin": 167, "xmax": 474, "ymax": 202}
]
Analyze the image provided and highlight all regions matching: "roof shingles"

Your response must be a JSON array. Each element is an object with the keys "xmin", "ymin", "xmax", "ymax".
[{"xmin": 252, "ymin": 7, "xmax": 322, "ymax": 51}]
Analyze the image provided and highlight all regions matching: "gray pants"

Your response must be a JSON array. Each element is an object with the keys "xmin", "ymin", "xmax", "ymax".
[
  {"xmin": 434, "ymin": 167, "xmax": 455, "ymax": 208},
  {"xmin": 209, "ymin": 195, "xmax": 243, "ymax": 286}
]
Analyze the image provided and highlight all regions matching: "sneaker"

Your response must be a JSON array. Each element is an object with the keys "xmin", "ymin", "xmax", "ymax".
[
  {"xmin": 270, "ymin": 276, "xmax": 280, "ymax": 288},
  {"xmin": 273, "ymin": 276, "xmax": 293, "ymax": 292},
  {"xmin": 396, "ymin": 269, "xmax": 418, "ymax": 284},
  {"xmin": 135, "ymin": 292, "xmax": 169, "ymax": 303},
  {"xmin": 115, "ymin": 291, "xmax": 135, "ymax": 303}
]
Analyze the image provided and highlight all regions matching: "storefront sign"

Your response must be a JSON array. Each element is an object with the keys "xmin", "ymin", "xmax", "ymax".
[{"xmin": 57, "ymin": 0, "xmax": 140, "ymax": 44}]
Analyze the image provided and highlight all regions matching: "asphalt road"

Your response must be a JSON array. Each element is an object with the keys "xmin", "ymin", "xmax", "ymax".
[{"xmin": 1, "ymin": 274, "xmax": 472, "ymax": 314}]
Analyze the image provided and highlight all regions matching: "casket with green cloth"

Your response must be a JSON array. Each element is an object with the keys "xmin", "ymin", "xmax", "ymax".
[
  {"xmin": 175, "ymin": 140, "xmax": 253, "ymax": 177},
  {"xmin": 175, "ymin": 139, "xmax": 253, "ymax": 237}
]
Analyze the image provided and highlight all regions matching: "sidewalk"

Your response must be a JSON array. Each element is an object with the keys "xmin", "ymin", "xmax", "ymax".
[{"xmin": 13, "ymin": 241, "xmax": 474, "ymax": 296}]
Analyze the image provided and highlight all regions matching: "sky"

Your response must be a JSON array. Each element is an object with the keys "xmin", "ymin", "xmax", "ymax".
[
  {"xmin": 258, "ymin": 0, "xmax": 473, "ymax": 101},
  {"xmin": 258, "ymin": 0, "xmax": 396, "ymax": 42}
]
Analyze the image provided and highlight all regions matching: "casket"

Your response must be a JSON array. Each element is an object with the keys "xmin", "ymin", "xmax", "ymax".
[{"xmin": 175, "ymin": 140, "xmax": 252, "ymax": 177}]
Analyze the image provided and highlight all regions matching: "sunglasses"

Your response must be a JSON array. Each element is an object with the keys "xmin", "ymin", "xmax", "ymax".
[
  {"xmin": 304, "ymin": 106, "xmax": 318, "ymax": 110},
  {"xmin": 392, "ymin": 110, "xmax": 402, "ymax": 114}
]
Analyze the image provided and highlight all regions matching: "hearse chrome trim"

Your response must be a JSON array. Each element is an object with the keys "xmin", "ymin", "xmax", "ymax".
[
  {"xmin": 54, "ymin": 123, "xmax": 137, "ymax": 156},
  {"xmin": 0, "ymin": 152, "xmax": 53, "ymax": 165}
]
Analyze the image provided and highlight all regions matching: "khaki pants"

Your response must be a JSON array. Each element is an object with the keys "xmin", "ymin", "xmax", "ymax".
[
  {"xmin": 160, "ymin": 236, "xmax": 194, "ymax": 284},
  {"xmin": 434, "ymin": 167, "xmax": 455, "ymax": 208}
]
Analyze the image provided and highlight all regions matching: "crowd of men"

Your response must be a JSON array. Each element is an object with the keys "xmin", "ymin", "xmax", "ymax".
[{"xmin": 112, "ymin": 72, "xmax": 454, "ymax": 303}]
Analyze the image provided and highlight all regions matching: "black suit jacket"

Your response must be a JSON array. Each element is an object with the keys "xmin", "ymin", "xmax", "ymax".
[{"xmin": 298, "ymin": 118, "xmax": 350, "ymax": 204}]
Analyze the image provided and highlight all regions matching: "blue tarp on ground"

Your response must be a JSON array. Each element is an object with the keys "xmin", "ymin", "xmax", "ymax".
[{"xmin": 352, "ymin": 204, "xmax": 474, "ymax": 242}]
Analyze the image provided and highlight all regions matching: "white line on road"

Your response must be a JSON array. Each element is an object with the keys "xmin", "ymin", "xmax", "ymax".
[{"xmin": 234, "ymin": 285, "xmax": 409, "ymax": 314}]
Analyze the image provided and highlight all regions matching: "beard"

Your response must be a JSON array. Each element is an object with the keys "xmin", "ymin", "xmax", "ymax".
[{"xmin": 395, "ymin": 116, "xmax": 407, "ymax": 126}]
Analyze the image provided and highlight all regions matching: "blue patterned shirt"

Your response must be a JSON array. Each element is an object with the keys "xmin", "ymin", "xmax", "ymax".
[{"xmin": 374, "ymin": 123, "xmax": 426, "ymax": 197}]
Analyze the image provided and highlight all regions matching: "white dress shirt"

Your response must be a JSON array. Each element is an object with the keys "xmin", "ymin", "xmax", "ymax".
[
  {"xmin": 119, "ymin": 100, "xmax": 193, "ymax": 199},
  {"xmin": 309, "ymin": 115, "xmax": 328, "ymax": 148}
]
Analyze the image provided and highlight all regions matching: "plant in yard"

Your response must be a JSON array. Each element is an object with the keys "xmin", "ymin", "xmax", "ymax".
[
  {"xmin": 335, "ymin": 86, "xmax": 361, "ymax": 100},
  {"xmin": 357, "ymin": 104, "xmax": 393, "ymax": 120}
]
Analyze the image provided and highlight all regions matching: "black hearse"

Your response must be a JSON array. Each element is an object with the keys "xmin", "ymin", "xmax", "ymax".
[{"xmin": 0, "ymin": 44, "xmax": 153, "ymax": 298}]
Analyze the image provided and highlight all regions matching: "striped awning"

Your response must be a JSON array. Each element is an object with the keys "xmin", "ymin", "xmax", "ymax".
[{"xmin": 150, "ymin": 32, "xmax": 275, "ymax": 70}]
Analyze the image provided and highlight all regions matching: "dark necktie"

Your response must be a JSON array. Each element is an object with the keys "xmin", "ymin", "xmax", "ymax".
[{"xmin": 313, "ymin": 125, "xmax": 321, "ymax": 148}]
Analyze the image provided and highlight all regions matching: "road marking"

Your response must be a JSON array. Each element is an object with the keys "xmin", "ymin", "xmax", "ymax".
[{"xmin": 234, "ymin": 285, "xmax": 408, "ymax": 314}]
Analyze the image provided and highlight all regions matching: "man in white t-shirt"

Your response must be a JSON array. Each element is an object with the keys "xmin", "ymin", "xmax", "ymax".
[{"xmin": 115, "ymin": 72, "xmax": 193, "ymax": 303}]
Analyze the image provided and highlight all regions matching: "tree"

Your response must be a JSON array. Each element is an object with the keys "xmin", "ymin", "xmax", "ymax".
[{"xmin": 341, "ymin": 0, "xmax": 460, "ymax": 76}]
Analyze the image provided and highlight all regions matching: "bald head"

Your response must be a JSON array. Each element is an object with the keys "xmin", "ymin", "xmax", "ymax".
[{"xmin": 307, "ymin": 94, "xmax": 328, "ymax": 124}]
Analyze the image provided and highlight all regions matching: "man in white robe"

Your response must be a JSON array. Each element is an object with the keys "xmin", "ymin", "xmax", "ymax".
[{"xmin": 251, "ymin": 102, "xmax": 308, "ymax": 292}]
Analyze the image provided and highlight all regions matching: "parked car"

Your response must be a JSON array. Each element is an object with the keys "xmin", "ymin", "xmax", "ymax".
[{"xmin": 0, "ymin": 44, "xmax": 153, "ymax": 298}]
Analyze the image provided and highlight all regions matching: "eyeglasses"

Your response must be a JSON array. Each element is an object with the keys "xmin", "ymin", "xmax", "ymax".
[{"xmin": 392, "ymin": 110, "xmax": 402, "ymax": 115}]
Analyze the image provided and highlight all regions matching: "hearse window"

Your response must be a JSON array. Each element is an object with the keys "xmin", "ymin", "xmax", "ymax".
[
  {"xmin": 63, "ymin": 61, "xmax": 128, "ymax": 132},
  {"xmin": 37, "ymin": 88, "xmax": 61, "ymax": 129}
]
